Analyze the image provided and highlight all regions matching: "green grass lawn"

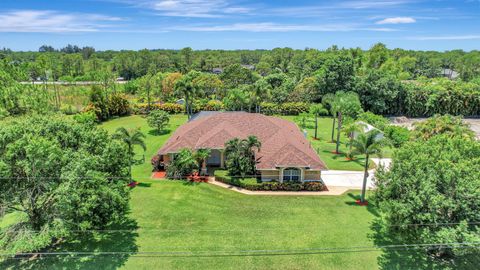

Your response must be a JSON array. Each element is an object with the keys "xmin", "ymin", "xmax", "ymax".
[
  {"xmin": 3, "ymin": 113, "xmax": 469, "ymax": 270},
  {"xmin": 282, "ymin": 116, "xmax": 392, "ymax": 171}
]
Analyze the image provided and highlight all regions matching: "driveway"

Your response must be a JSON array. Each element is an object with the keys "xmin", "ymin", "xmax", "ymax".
[{"xmin": 321, "ymin": 158, "xmax": 391, "ymax": 189}]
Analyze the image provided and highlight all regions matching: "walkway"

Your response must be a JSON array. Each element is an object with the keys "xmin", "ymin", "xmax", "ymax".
[{"xmin": 208, "ymin": 179, "xmax": 350, "ymax": 196}]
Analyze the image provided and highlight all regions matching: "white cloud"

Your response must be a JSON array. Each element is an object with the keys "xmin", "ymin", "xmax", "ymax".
[
  {"xmin": 376, "ymin": 17, "xmax": 416, "ymax": 24},
  {"xmin": 0, "ymin": 10, "xmax": 122, "ymax": 32},
  {"xmin": 408, "ymin": 35, "xmax": 480, "ymax": 40},
  {"xmin": 169, "ymin": 22, "xmax": 396, "ymax": 32},
  {"xmin": 135, "ymin": 0, "xmax": 253, "ymax": 18}
]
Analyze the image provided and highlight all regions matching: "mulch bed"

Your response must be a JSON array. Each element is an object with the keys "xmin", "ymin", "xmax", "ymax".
[
  {"xmin": 152, "ymin": 171, "xmax": 166, "ymax": 179},
  {"xmin": 355, "ymin": 200, "xmax": 369, "ymax": 206}
]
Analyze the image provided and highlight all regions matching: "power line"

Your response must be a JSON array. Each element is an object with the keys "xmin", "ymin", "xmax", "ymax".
[
  {"xmin": 1, "ymin": 242, "xmax": 479, "ymax": 258},
  {"xmin": 12, "ymin": 221, "xmax": 480, "ymax": 233}
]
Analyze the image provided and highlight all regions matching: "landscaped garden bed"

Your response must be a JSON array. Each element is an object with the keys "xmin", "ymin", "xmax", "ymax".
[{"xmin": 214, "ymin": 170, "xmax": 327, "ymax": 191}]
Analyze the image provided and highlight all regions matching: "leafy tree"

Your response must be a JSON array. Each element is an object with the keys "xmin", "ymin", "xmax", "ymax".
[
  {"xmin": 351, "ymin": 129, "xmax": 387, "ymax": 203},
  {"xmin": 0, "ymin": 116, "xmax": 130, "ymax": 254},
  {"xmin": 412, "ymin": 115, "xmax": 475, "ymax": 141},
  {"xmin": 223, "ymin": 87, "xmax": 251, "ymax": 111},
  {"xmin": 355, "ymin": 70, "xmax": 404, "ymax": 115},
  {"xmin": 220, "ymin": 64, "xmax": 258, "ymax": 89},
  {"xmin": 224, "ymin": 136, "xmax": 261, "ymax": 179},
  {"xmin": 373, "ymin": 135, "xmax": 480, "ymax": 258},
  {"xmin": 309, "ymin": 103, "xmax": 328, "ymax": 139},
  {"xmin": 113, "ymin": 127, "xmax": 147, "ymax": 181},
  {"xmin": 166, "ymin": 149, "xmax": 198, "ymax": 179},
  {"xmin": 162, "ymin": 72, "xmax": 182, "ymax": 100},
  {"xmin": 147, "ymin": 110, "xmax": 170, "ymax": 134},
  {"xmin": 316, "ymin": 54, "xmax": 355, "ymax": 97}
]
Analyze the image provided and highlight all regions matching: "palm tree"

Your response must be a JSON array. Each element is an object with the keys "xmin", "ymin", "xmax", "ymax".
[
  {"xmin": 113, "ymin": 127, "xmax": 147, "ymax": 181},
  {"xmin": 322, "ymin": 93, "xmax": 337, "ymax": 143},
  {"xmin": 167, "ymin": 149, "xmax": 198, "ymax": 179},
  {"xmin": 224, "ymin": 136, "xmax": 261, "ymax": 178},
  {"xmin": 309, "ymin": 104, "xmax": 328, "ymax": 139},
  {"xmin": 194, "ymin": 148, "xmax": 211, "ymax": 175},
  {"xmin": 324, "ymin": 92, "xmax": 363, "ymax": 154},
  {"xmin": 351, "ymin": 129, "xmax": 386, "ymax": 203},
  {"xmin": 342, "ymin": 121, "xmax": 366, "ymax": 158},
  {"xmin": 174, "ymin": 71, "xmax": 201, "ymax": 120}
]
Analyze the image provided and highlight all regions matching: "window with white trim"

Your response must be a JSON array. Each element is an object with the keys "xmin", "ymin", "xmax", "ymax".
[{"xmin": 283, "ymin": 168, "xmax": 300, "ymax": 182}]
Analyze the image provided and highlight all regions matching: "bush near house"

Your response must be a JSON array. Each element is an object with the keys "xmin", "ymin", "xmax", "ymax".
[{"xmin": 214, "ymin": 170, "xmax": 327, "ymax": 191}]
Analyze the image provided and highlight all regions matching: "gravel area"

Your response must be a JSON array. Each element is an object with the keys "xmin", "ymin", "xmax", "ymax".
[{"xmin": 390, "ymin": 117, "xmax": 480, "ymax": 139}]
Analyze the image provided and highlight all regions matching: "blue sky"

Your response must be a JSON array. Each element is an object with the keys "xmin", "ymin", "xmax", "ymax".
[{"xmin": 1, "ymin": 0, "xmax": 479, "ymax": 51}]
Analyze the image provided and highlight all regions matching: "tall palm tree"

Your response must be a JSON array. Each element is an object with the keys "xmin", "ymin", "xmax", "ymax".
[
  {"xmin": 113, "ymin": 127, "xmax": 147, "ymax": 181},
  {"xmin": 309, "ymin": 104, "xmax": 328, "ymax": 139},
  {"xmin": 351, "ymin": 129, "xmax": 386, "ymax": 203},
  {"xmin": 322, "ymin": 93, "xmax": 337, "ymax": 143},
  {"xmin": 174, "ymin": 71, "xmax": 201, "ymax": 120}
]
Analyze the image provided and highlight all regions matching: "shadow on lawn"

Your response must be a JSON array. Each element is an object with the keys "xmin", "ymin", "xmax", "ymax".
[
  {"xmin": 370, "ymin": 218, "xmax": 480, "ymax": 270},
  {"xmin": 345, "ymin": 193, "xmax": 479, "ymax": 269},
  {"xmin": 0, "ymin": 218, "xmax": 139, "ymax": 270}
]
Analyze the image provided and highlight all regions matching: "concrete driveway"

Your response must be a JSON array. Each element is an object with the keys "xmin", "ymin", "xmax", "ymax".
[{"xmin": 321, "ymin": 158, "xmax": 391, "ymax": 189}]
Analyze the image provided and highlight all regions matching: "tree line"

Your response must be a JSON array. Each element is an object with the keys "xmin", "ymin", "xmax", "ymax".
[{"xmin": 1, "ymin": 43, "xmax": 480, "ymax": 119}]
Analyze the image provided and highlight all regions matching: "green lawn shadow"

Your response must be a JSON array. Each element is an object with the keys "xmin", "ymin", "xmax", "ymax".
[{"xmin": 0, "ymin": 217, "xmax": 139, "ymax": 270}]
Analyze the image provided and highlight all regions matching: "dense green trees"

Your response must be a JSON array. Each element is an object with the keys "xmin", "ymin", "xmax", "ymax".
[
  {"xmin": 373, "ymin": 135, "xmax": 480, "ymax": 258},
  {"xmin": 1, "ymin": 44, "xmax": 480, "ymax": 118},
  {"xmin": 0, "ymin": 116, "xmax": 131, "ymax": 254}
]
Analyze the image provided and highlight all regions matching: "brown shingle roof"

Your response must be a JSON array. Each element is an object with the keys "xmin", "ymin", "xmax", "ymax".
[{"xmin": 158, "ymin": 112, "xmax": 327, "ymax": 170}]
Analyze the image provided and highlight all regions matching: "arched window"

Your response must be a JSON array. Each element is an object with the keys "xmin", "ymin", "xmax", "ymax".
[{"xmin": 283, "ymin": 168, "xmax": 300, "ymax": 182}]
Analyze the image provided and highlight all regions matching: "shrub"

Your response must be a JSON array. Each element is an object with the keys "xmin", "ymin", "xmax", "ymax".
[
  {"xmin": 60, "ymin": 104, "xmax": 80, "ymax": 115},
  {"xmin": 259, "ymin": 102, "xmax": 310, "ymax": 115},
  {"xmin": 384, "ymin": 125, "xmax": 411, "ymax": 148},
  {"xmin": 203, "ymin": 100, "xmax": 224, "ymax": 111},
  {"xmin": 279, "ymin": 102, "xmax": 310, "ymax": 115},
  {"xmin": 259, "ymin": 102, "xmax": 279, "ymax": 115},
  {"xmin": 134, "ymin": 103, "xmax": 184, "ymax": 114},
  {"xmin": 73, "ymin": 111, "xmax": 98, "ymax": 125},
  {"xmin": 214, "ymin": 170, "xmax": 327, "ymax": 191},
  {"xmin": 107, "ymin": 94, "xmax": 131, "ymax": 117}
]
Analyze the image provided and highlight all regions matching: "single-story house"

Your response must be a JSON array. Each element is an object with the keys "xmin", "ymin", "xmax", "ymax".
[{"xmin": 155, "ymin": 112, "xmax": 327, "ymax": 183}]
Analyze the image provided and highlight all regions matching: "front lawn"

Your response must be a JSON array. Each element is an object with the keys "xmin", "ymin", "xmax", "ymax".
[{"xmin": 2, "ymin": 114, "xmax": 473, "ymax": 270}]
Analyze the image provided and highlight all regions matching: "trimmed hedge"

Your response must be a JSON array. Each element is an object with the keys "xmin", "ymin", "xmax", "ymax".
[
  {"xmin": 260, "ymin": 102, "xmax": 310, "ymax": 116},
  {"xmin": 214, "ymin": 170, "xmax": 327, "ymax": 191}
]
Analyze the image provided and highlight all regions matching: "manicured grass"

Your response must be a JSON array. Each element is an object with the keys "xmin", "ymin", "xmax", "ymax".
[
  {"xmin": 100, "ymin": 114, "xmax": 188, "ymax": 180},
  {"xmin": 282, "ymin": 116, "xmax": 379, "ymax": 171},
  {"xmin": 2, "ymin": 113, "xmax": 474, "ymax": 270}
]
